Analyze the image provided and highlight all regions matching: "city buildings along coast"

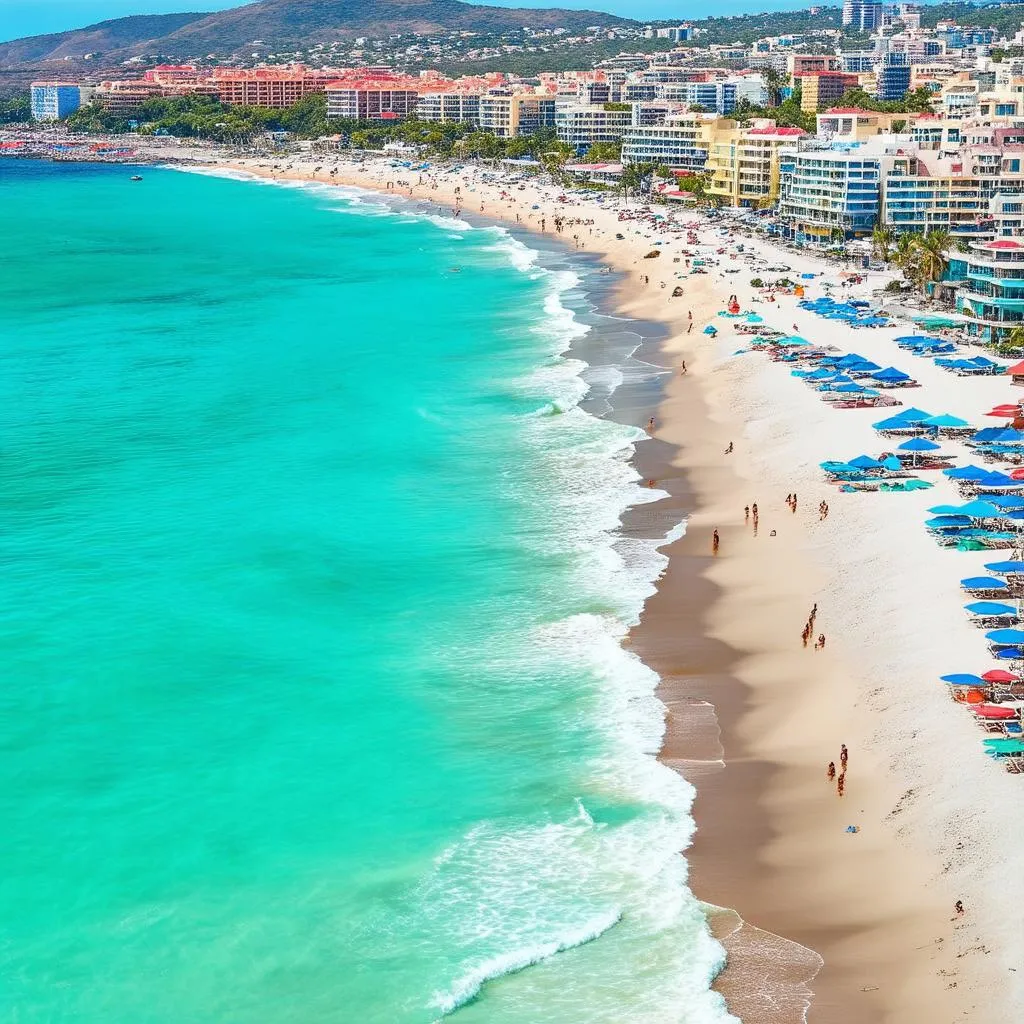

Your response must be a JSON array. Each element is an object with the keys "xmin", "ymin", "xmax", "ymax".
[{"xmin": 14, "ymin": 4, "xmax": 1024, "ymax": 338}]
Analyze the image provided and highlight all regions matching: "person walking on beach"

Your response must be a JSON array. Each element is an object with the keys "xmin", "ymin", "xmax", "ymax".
[
  {"xmin": 840, "ymin": 743, "xmax": 848, "ymax": 770},
  {"xmin": 712, "ymin": 529, "xmax": 720, "ymax": 555},
  {"xmin": 744, "ymin": 505, "xmax": 750, "ymax": 523},
  {"xmin": 816, "ymin": 633, "xmax": 826, "ymax": 650},
  {"xmin": 647, "ymin": 417, "xmax": 656, "ymax": 433},
  {"xmin": 827, "ymin": 761, "xmax": 836, "ymax": 781},
  {"xmin": 680, "ymin": 360, "xmax": 687, "ymax": 375},
  {"xmin": 724, "ymin": 442, "xmax": 733, "ymax": 454},
  {"xmin": 837, "ymin": 773, "xmax": 846, "ymax": 797},
  {"xmin": 955, "ymin": 900, "xmax": 965, "ymax": 916}
]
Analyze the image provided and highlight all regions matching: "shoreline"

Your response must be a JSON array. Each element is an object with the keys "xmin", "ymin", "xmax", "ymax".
[{"xmin": 191, "ymin": 156, "xmax": 1012, "ymax": 1021}]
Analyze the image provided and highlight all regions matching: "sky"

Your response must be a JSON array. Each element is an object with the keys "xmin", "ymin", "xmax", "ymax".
[{"xmin": 0, "ymin": 0, "xmax": 806, "ymax": 44}]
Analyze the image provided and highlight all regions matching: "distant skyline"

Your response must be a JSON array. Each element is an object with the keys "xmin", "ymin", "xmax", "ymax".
[{"xmin": 2, "ymin": 0, "xmax": 819, "ymax": 44}]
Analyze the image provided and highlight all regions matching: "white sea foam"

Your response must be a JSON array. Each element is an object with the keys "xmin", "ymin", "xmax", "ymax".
[{"xmin": 430, "ymin": 908, "xmax": 624, "ymax": 1017}]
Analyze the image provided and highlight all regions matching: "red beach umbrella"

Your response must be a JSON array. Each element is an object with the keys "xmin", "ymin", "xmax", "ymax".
[
  {"xmin": 1012, "ymin": 468, "xmax": 1024, "ymax": 481},
  {"xmin": 987, "ymin": 407, "xmax": 1022, "ymax": 417},
  {"xmin": 973, "ymin": 704, "xmax": 1019, "ymax": 719},
  {"xmin": 982, "ymin": 669, "xmax": 1022, "ymax": 683}
]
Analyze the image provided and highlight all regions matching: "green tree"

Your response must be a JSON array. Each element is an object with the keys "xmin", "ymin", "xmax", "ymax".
[
  {"xmin": 584, "ymin": 139, "xmax": 622, "ymax": 162},
  {"xmin": 916, "ymin": 228, "xmax": 951, "ymax": 293},
  {"xmin": 871, "ymin": 223, "xmax": 896, "ymax": 263},
  {"xmin": 0, "ymin": 94, "xmax": 30, "ymax": 124}
]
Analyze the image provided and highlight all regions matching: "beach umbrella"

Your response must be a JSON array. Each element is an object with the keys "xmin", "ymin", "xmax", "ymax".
[
  {"xmin": 848, "ymin": 454, "xmax": 883, "ymax": 469},
  {"xmin": 987, "ymin": 405, "xmax": 1023, "ymax": 417},
  {"xmin": 872, "ymin": 367, "xmax": 911, "ymax": 382},
  {"xmin": 993, "ymin": 427, "xmax": 1024, "ymax": 443},
  {"xmin": 944, "ymin": 465, "xmax": 989, "ymax": 481},
  {"xmin": 986, "ymin": 560, "xmax": 1024, "ymax": 574},
  {"xmin": 896, "ymin": 335, "xmax": 944, "ymax": 345},
  {"xmin": 899, "ymin": 437, "xmax": 941, "ymax": 452},
  {"xmin": 929, "ymin": 503, "xmax": 965, "ymax": 514},
  {"xmin": 984, "ymin": 737, "xmax": 1024, "ymax": 755},
  {"xmin": 703, "ymin": 325, "xmax": 717, "ymax": 335},
  {"xmin": 980, "ymin": 494, "xmax": 1024, "ymax": 508},
  {"xmin": 982, "ymin": 669, "xmax": 1021, "ymax": 682},
  {"xmin": 941, "ymin": 673, "xmax": 986, "ymax": 685},
  {"xmin": 954, "ymin": 500, "xmax": 1004, "ymax": 519},
  {"xmin": 923, "ymin": 413, "xmax": 971, "ymax": 429},
  {"xmin": 1012, "ymin": 468, "xmax": 1024, "ymax": 481},
  {"xmin": 927, "ymin": 515, "xmax": 972, "ymax": 528},
  {"xmin": 972, "ymin": 427, "xmax": 1005, "ymax": 443},
  {"xmin": 985, "ymin": 628, "xmax": 1024, "ymax": 644},
  {"xmin": 973, "ymin": 704, "xmax": 1019, "ymax": 720},
  {"xmin": 965, "ymin": 601, "xmax": 1019, "ymax": 616},
  {"xmin": 961, "ymin": 576, "xmax": 1010, "ymax": 590},
  {"xmin": 976, "ymin": 473, "xmax": 1019, "ymax": 490},
  {"xmin": 996, "ymin": 647, "xmax": 1024, "ymax": 659}
]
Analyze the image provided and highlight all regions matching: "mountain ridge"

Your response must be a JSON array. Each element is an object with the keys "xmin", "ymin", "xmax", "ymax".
[{"xmin": 0, "ymin": 0, "xmax": 634, "ymax": 68}]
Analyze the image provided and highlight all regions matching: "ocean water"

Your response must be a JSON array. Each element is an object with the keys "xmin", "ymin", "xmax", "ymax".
[{"xmin": 0, "ymin": 160, "xmax": 730, "ymax": 1023}]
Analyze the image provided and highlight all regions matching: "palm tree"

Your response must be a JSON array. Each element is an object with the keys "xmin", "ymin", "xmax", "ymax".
[
  {"xmin": 763, "ymin": 66, "xmax": 786, "ymax": 107},
  {"xmin": 871, "ymin": 223, "xmax": 895, "ymax": 263},
  {"xmin": 892, "ymin": 232, "xmax": 922, "ymax": 288},
  {"xmin": 916, "ymin": 228, "xmax": 951, "ymax": 295}
]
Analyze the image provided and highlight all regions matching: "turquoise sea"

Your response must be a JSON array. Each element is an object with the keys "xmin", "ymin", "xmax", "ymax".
[{"xmin": 0, "ymin": 160, "xmax": 729, "ymax": 1023}]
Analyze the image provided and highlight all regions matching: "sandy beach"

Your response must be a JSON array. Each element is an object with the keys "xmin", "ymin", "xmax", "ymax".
[{"xmin": 201, "ymin": 152, "xmax": 1023, "ymax": 1022}]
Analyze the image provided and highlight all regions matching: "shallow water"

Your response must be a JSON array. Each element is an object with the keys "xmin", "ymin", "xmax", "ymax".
[{"xmin": 0, "ymin": 160, "xmax": 731, "ymax": 1023}]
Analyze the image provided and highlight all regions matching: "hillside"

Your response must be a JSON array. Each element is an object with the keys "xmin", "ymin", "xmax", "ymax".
[
  {"xmin": 0, "ymin": 0, "xmax": 632, "ymax": 66},
  {"xmin": 0, "ymin": 13, "xmax": 209, "ymax": 65}
]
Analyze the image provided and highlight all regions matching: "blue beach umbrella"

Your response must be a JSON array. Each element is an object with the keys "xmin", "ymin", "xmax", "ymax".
[
  {"xmin": 944, "ymin": 465, "xmax": 990, "ymax": 481},
  {"xmin": 986, "ymin": 561, "xmax": 1024, "ymax": 574},
  {"xmin": 965, "ymin": 602, "xmax": 1018, "ymax": 616},
  {"xmin": 983, "ymin": 495, "xmax": 1024, "ymax": 509},
  {"xmin": 954, "ymin": 500, "xmax": 1005, "ymax": 519},
  {"xmin": 929, "ymin": 504, "xmax": 964, "ymax": 514},
  {"xmin": 996, "ymin": 647, "xmax": 1024, "ymax": 659},
  {"xmin": 927, "ymin": 515, "xmax": 973, "ymax": 528},
  {"xmin": 976, "ymin": 472, "xmax": 1018, "ymax": 488},
  {"xmin": 985, "ymin": 628, "xmax": 1024, "ymax": 644},
  {"xmin": 923, "ymin": 414, "xmax": 970, "ymax": 428},
  {"xmin": 940, "ymin": 673, "xmax": 986, "ymax": 685},
  {"xmin": 872, "ymin": 367, "xmax": 911, "ymax": 382},
  {"xmin": 881, "ymin": 456, "xmax": 902, "ymax": 471},
  {"xmin": 899, "ymin": 437, "xmax": 941, "ymax": 452},
  {"xmin": 961, "ymin": 577, "xmax": 1009, "ymax": 590},
  {"xmin": 703, "ymin": 325, "xmax": 717, "ymax": 335},
  {"xmin": 848, "ymin": 455, "xmax": 883, "ymax": 469}
]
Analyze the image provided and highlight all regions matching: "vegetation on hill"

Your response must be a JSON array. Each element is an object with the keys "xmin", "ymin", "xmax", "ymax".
[{"xmin": 0, "ymin": 94, "xmax": 30, "ymax": 123}]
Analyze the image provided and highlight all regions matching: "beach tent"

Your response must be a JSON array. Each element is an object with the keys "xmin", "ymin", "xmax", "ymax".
[
  {"xmin": 965, "ymin": 601, "xmax": 1019, "ymax": 616},
  {"xmin": 986, "ymin": 560, "xmax": 1024, "ymax": 574},
  {"xmin": 961, "ymin": 577, "xmax": 1010, "ymax": 590}
]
